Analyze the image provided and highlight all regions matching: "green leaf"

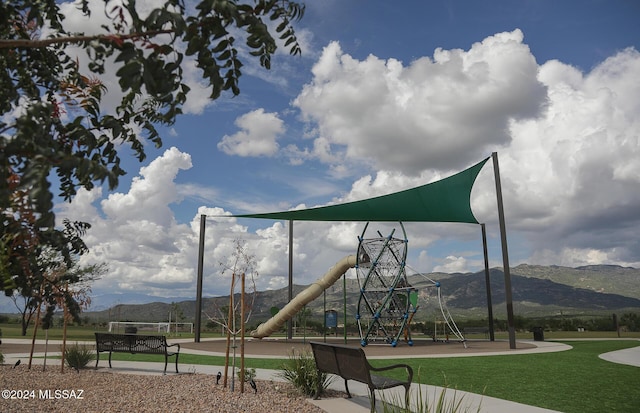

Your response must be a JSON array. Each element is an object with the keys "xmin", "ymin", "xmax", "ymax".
[
  {"xmin": 212, "ymin": 39, "xmax": 230, "ymax": 53},
  {"xmin": 218, "ymin": 50, "xmax": 231, "ymax": 60},
  {"xmin": 115, "ymin": 44, "xmax": 137, "ymax": 63},
  {"xmin": 276, "ymin": 20, "xmax": 288, "ymax": 33}
]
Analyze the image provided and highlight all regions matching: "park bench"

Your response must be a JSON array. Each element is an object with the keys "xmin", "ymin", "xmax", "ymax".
[
  {"xmin": 463, "ymin": 327, "xmax": 490, "ymax": 339},
  {"xmin": 309, "ymin": 341, "xmax": 413, "ymax": 412},
  {"xmin": 94, "ymin": 332, "xmax": 180, "ymax": 374}
]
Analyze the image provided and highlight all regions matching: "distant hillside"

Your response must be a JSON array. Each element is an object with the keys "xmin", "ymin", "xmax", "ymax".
[
  {"xmin": 426, "ymin": 268, "xmax": 640, "ymax": 317},
  {"xmin": 512, "ymin": 264, "xmax": 640, "ymax": 298},
  {"xmin": 82, "ymin": 264, "xmax": 640, "ymax": 323}
]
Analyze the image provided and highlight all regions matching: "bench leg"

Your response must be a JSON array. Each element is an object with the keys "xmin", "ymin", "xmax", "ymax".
[
  {"xmin": 108, "ymin": 351, "xmax": 113, "ymax": 368},
  {"xmin": 163, "ymin": 353, "xmax": 179, "ymax": 375},
  {"xmin": 344, "ymin": 379, "xmax": 352, "ymax": 398},
  {"xmin": 95, "ymin": 353, "xmax": 99, "ymax": 370},
  {"xmin": 404, "ymin": 384, "xmax": 410, "ymax": 410},
  {"xmin": 369, "ymin": 389, "xmax": 376, "ymax": 413}
]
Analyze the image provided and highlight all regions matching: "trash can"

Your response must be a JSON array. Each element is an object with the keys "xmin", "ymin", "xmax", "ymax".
[{"xmin": 532, "ymin": 326, "xmax": 544, "ymax": 341}]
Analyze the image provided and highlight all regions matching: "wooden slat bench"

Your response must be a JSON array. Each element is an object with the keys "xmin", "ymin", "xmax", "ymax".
[
  {"xmin": 310, "ymin": 341, "xmax": 413, "ymax": 412},
  {"xmin": 94, "ymin": 332, "xmax": 180, "ymax": 374}
]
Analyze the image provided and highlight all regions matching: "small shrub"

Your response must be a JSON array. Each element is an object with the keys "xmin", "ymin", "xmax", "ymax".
[
  {"xmin": 64, "ymin": 343, "xmax": 95, "ymax": 370},
  {"xmin": 278, "ymin": 348, "xmax": 332, "ymax": 397},
  {"xmin": 238, "ymin": 367, "xmax": 256, "ymax": 382}
]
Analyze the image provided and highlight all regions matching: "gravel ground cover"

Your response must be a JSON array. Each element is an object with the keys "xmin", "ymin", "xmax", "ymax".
[{"xmin": 0, "ymin": 365, "xmax": 335, "ymax": 413}]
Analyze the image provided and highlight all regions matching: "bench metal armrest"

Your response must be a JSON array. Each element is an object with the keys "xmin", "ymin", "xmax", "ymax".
[{"xmin": 370, "ymin": 363, "xmax": 413, "ymax": 382}]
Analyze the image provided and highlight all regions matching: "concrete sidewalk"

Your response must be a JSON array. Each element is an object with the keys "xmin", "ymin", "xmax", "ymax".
[{"xmin": 599, "ymin": 344, "xmax": 640, "ymax": 367}]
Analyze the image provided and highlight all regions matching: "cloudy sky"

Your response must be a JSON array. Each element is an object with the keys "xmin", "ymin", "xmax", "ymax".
[{"xmin": 39, "ymin": 0, "xmax": 640, "ymax": 304}]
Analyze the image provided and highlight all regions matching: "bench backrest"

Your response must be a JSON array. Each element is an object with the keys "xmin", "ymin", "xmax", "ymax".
[
  {"xmin": 95, "ymin": 333, "xmax": 168, "ymax": 354},
  {"xmin": 310, "ymin": 342, "xmax": 371, "ymax": 384}
]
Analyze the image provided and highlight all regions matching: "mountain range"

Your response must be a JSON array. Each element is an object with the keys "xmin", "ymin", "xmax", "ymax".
[{"xmin": 74, "ymin": 264, "xmax": 640, "ymax": 324}]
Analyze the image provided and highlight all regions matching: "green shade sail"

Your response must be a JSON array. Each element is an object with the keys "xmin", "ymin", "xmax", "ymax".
[{"xmin": 234, "ymin": 157, "xmax": 490, "ymax": 224}]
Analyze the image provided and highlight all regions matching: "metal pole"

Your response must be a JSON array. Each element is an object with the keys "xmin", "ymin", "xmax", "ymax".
[
  {"xmin": 230, "ymin": 272, "xmax": 236, "ymax": 392},
  {"xmin": 481, "ymin": 223, "xmax": 495, "ymax": 341},
  {"xmin": 195, "ymin": 214, "xmax": 206, "ymax": 343},
  {"xmin": 288, "ymin": 220, "xmax": 293, "ymax": 340},
  {"xmin": 492, "ymin": 152, "xmax": 516, "ymax": 349},
  {"xmin": 240, "ymin": 272, "xmax": 245, "ymax": 393},
  {"xmin": 343, "ymin": 274, "xmax": 347, "ymax": 344},
  {"xmin": 323, "ymin": 290, "xmax": 327, "ymax": 343}
]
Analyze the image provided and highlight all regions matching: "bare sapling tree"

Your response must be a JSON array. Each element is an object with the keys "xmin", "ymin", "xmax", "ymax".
[{"xmin": 204, "ymin": 239, "xmax": 258, "ymax": 393}]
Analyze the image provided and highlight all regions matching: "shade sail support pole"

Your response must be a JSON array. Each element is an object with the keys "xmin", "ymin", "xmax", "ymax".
[
  {"xmin": 492, "ymin": 152, "xmax": 516, "ymax": 349},
  {"xmin": 195, "ymin": 214, "xmax": 206, "ymax": 343},
  {"xmin": 288, "ymin": 220, "xmax": 294, "ymax": 340},
  {"xmin": 481, "ymin": 223, "xmax": 495, "ymax": 341}
]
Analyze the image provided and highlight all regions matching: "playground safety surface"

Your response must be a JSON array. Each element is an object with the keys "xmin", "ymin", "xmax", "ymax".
[
  {"xmin": 1, "ymin": 337, "xmax": 536, "ymax": 358},
  {"xmin": 178, "ymin": 337, "xmax": 536, "ymax": 357}
]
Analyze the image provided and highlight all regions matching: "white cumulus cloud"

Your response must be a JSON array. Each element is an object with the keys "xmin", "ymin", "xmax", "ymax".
[
  {"xmin": 293, "ymin": 30, "xmax": 547, "ymax": 173},
  {"xmin": 218, "ymin": 109, "xmax": 285, "ymax": 157}
]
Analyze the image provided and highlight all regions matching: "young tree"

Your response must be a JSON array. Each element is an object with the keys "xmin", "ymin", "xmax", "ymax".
[
  {"xmin": 1, "ymin": 0, "xmax": 304, "ymax": 295},
  {"xmin": 169, "ymin": 301, "xmax": 185, "ymax": 334},
  {"xmin": 295, "ymin": 305, "xmax": 312, "ymax": 333},
  {"xmin": 26, "ymin": 250, "xmax": 105, "ymax": 370},
  {"xmin": 205, "ymin": 238, "xmax": 258, "ymax": 393},
  {"xmin": 6, "ymin": 219, "xmax": 92, "ymax": 334},
  {"xmin": 11, "ymin": 248, "xmax": 107, "ymax": 336}
]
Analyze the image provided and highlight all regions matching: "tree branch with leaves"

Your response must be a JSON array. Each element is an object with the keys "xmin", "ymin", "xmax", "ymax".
[{"xmin": 1, "ymin": 0, "xmax": 304, "ymax": 295}]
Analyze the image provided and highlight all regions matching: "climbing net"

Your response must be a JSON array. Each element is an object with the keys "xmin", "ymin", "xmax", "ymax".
[
  {"xmin": 355, "ymin": 222, "xmax": 417, "ymax": 346},
  {"xmin": 355, "ymin": 222, "xmax": 465, "ymax": 347}
]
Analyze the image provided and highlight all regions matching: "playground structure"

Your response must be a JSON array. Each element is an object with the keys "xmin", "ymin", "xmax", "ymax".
[
  {"xmin": 251, "ymin": 222, "xmax": 465, "ymax": 346},
  {"xmin": 355, "ymin": 222, "xmax": 414, "ymax": 346},
  {"xmin": 355, "ymin": 222, "xmax": 464, "ymax": 347}
]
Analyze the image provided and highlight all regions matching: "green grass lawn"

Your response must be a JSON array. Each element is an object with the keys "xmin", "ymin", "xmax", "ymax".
[{"xmin": 370, "ymin": 340, "xmax": 640, "ymax": 413}]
